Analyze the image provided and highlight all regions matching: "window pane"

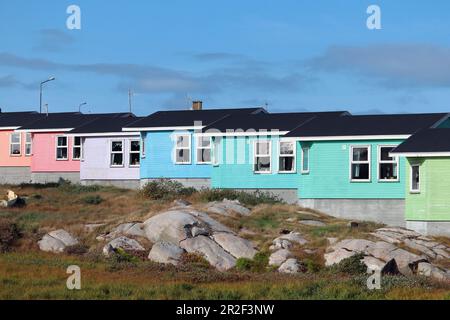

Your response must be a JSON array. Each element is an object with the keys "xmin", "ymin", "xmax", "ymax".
[
  {"xmin": 130, "ymin": 152, "xmax": 140, "ymax": 166},
  {"xmin": 25, "ymin": 144, "xmax": 31, "ymax": 155},
  {"xmin": 176, "ymin": 149, "xmax": 190, "ymax": 163},
  {"xmin": 353, "ymin": 147, "xmax": 368, "ymax": 161},
  {"xmin": 57, "ymin": 147, "xmax": 67, "ymax": 159},
  {"xmin": 73, "ymin": 147, "xmax": 81, "ymax": 159},
  {"xmin": 57, "ymin": 137, "xmax": 67, "ymax": 146},
  {"xmin": 198, "ymin": 149, "xmax": 211, "ymax": 163},
  {"xmin": 130, "ymin": 140, "xmax": 140, "ymax": 152},
  {"xmin": 380, "ymin": 163, "xmax": 397, "ymax": 180},
  {"xmin": 111, "ymin": 141, "xmax": 123, "ymax": 152},
  {"xmin": 380, "ymin": 147, "xmax": 394, "ymax": 161},
  {"xmin": 176, "ymin": 135, "xmax": 189, "ymax": 148},
  {"xmin": 255, "ymin": 156, "xmax": 270, "ymax": 172},
  {"xmin": 256, "ymin": 142, "xmax": 270, "ymax": 155},
  {"xmin": 279, "ymin": 156, "xmax": 294, "ymax": 172},
  {"xmin": 73, "ymin": 137, "xmax": 81, "ymax": 146},
  {"xmin": 199, "ymin": 137, "xmax": 211, "ymax": 147},
  {"xmin": 111, "ymin": 153, "xmax": 123, "ymax": 166},
  {"xmin": 26, "ymin": 133, "xmax": 32, "ymax": 143},
  {"xmin": 280, "ymin": 142, "xmax": 294, "ymax": 155},
  {"xmin": 412, "ymin": 166, "xmax": 420, "ymax": 190},
  {"xmin": 11, "ymin": 133, "xmax": 20, "ymax": 143},
  {"xmin": 10, "ymin": 144, "xmax": 20, "ymax": 155},
  {"xmin": 352, "ymin": 163, "xmax": 369, "ymax": 180},
  {"xmin": 302, "ymin": 148, "xmax": 309, "ymax": 172}
]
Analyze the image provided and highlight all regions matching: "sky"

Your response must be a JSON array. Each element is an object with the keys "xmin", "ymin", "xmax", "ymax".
[{"xmin": 1, "ymin": 0, "xmax": 450, "ymax": 116}]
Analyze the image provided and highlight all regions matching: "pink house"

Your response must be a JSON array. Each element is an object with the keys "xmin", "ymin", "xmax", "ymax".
[
  {"xmin": 0, "ymin": 111, "xmax": 44, "ymax": 184},
  {"xmin": 17, "ymin": 112, "xmax": 134, "ymax": 183}
]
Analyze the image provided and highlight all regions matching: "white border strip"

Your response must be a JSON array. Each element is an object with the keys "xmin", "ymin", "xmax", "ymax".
[
  {"xmin": 0, "ymin": 126, "xmax": 20, "ymax": 130},
  {"xmin": 15, "ymin": 128, "xmax": 74, "ymax": 133},
  {"xmin": 290, "ymin": 135, "xmax": 410, "ymax": 141},
  {"xmin": 67, "ymin": 132, "xmax": 139, "ymax": 137},
  {"xmin": 390, "ymin": 152, "xmax": 450, "ymax": 157},
  {"xmin": 198, "ymin": 131, "xmax": 289, "ymax": 137}
]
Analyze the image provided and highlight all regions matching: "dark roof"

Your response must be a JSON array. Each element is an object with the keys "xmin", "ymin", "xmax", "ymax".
[
  {"xmin": 19, "ymin": 112, "xmax": 134, "ymax": 131},
  {"xmin": 124, "ymin": 108, "xmax": 266, "ymax": 129},
  {"xmin": 0, "ymin": 111, "xmax": 45, "ymax": 128},
  {"xmin": 70, "ymin": 115, "xmax": 140, "ymax": 134},
  {"xmin": 285, "ymin": 113, "xmax": 449, "ymax": 138},
  {"xmin": 202, "ymin": 111, "xmax": 349, "ymax": 133},
  {"xmin": 391, "ymin": 128, "xmax": 450, "ymax": 154}
]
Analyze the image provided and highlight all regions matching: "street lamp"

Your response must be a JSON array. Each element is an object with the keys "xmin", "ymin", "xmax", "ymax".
[
  {"xmin": 39, "ymin": 76, "xmax": 56, "ymax": 113},
  {"xmin": 78, "ymin": 102, "xmax": 87, "ymax": 112}
]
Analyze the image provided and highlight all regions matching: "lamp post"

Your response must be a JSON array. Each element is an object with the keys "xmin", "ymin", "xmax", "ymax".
[
  {"xmin": 39, "ymin": 77, "xmax": 55, "ymax": 113},
  {"xmin": 78, "ymin": 102, "xmax": 87, "ymax": 112}
]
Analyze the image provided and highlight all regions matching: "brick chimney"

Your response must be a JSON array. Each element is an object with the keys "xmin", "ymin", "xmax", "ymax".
[{"xmin": 192, "ymin": 101, "xmax": 203, "ymax": 110}]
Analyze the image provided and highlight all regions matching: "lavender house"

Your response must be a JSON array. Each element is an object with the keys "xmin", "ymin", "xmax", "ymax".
[{"xmin": 68, "ymin": 114, "xmax": 142, "ymax": 188}]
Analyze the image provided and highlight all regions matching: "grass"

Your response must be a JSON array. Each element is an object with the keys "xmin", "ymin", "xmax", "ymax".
[{"xmin": 0, "ymin": 182, "xmax": 449, "ymax": 300}]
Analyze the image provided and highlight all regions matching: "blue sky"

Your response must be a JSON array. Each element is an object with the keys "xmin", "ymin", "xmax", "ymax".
[{"xmin": 1, "ymin": 0, "xmax": 450, "ymax": 115}]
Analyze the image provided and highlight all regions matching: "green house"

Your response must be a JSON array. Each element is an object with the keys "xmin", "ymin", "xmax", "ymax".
[{"xmin": 391, "ymin": 128, "xmax": 450, "ymax": 236}]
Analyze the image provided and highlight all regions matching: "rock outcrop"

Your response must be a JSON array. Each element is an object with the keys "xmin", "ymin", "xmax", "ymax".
[
  {"xmin": 102, "ymin": 236, "xmax": 145, "ymax": 256},
  {"xmin": 206, "ymin": 199, "xmax": 251, "ymax": 216},
  {"xmin": 38, "ymin": 229, "xmax": 79, "ymax": 253},
  {"xmin": 148, "ymin": 241, "xmax": 185, "ymax": 266}
]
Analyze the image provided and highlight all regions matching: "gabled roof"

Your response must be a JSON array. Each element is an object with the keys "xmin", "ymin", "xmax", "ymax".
[
  {"xmin": 18, "ymin": 112, "xmax": 134, "ymax": 132},
  {"xmin": 70, "ymin": 115, "xmax": 140, "ymax": 135},
  {"xmin": 391, "ymin": 128, "xmax": 450, "ymax": 156},
  {"xmin": 201, "ymin": 111, "xmax": 349, "ymax": 135},
  {"xmin": 123, "ymin": 107, "xmax": 267, "ymax": 130},
  {"xmin": 0, "ymin": 111, "xmax": 45, "ymax": 128},
  {"xmin": 285, "ymin": 113, "xmax": 450, "ymax": 139}
]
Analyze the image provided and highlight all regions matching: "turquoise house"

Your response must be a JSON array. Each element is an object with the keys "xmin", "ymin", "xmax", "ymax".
[
  {"xmin": 123, "ymin": 103, "xmax": 265, "ymax": 188},
  {"xmin": 207, "ymin": 112, "xmax": 449, "ymax": 226}
]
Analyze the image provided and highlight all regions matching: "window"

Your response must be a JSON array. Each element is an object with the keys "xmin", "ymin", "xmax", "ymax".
[
  {"xmin": 110, "ymin": 140, "xmax": 124, "ymax": 167},
  {"xmin": 254, "ymin": 140, "xmax": 271, "ymax": 173},
  {"xmin": 378, "ymin": 146, "xmax": 399, "ymax": 181},
  {"xmin": 10, "ymin": 133, "xmax": 21, "ymax": 156},
  {"xmin": 56, "ymin": 136, "xmax": 68, "ymax": 160},
  {"xmin": 197, "ymin": 136, "xmax": 211, "ymax": 164},
  {"xmin": 174, "ymin": 134, "xmax": 191, "ymax": 164},
  {"xmin": 25, "ymin": 133, "xmax": 32, "ymax": 156},
  {"xmin": 129, "ymin": 140, "xmax": 140, "ymax": 167},
  {"xmin": 301, "ymin": 146, "xmax": 310, "ymax": 174},
  {"xmin": 278, "ymin": 141, "xmax": 295, "ymax": 173},
  {"xmin": 73, "ymin": 137, "xmax": 82, "ymax": 160},
  {"xmin": 350, "ymin": 146, "xmax": 370, "ymax": 181},
  {"xmin": 141, "ymin": 136, "xmax": 146, "ymax": 159},
  {"xmin": 212, "ymin": 138, "xmax": 220, "ymax": 166},
  {"xmin": 410, "ymin": 165, "xmax": 420, "ymax": 193}
]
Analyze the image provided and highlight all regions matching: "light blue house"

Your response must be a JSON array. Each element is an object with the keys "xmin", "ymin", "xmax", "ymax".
[
  {"xmin": 204, "ymin": 111, "xmax": 450, "ymax": 228},
  {"xmin": 123, "ymin": 102, "xmax": 265, "ymax": 188}
]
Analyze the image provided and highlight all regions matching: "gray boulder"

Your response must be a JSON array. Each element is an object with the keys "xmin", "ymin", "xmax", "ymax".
[
  {"xmin": 269, "ymin": 249, "xmax": 291, "ymax": 266},
  {"xmin": 207, "ymin": 199, "xmax": 251, "ymax": 216},
  {"xmin": 417, "ymin": 262, "xmax": 450, "ymax": 281},
  {"xmin": 38, "ymin": 229, "xmax": 79, "ymax": 253},
  {"xmin": 148, "ymin": 241, "xmax": 185, "ymax": 266},
  {"xmin": 212, "ymin": 232, "xmax": 257, "ymax": 259},
  {"xmin": 324, "ymin": 248, "xmax": 357, "ymax": 266},
  {"xmin": 278, "ymin": 258, "xmax": 302, "ymax": 274},
  {"xmin": 103, "ymin": 236, "xmax": 145, "ymax": 256},
  {"xmin": 144, "ymin": 211, "xmax": 199, "ymax": 243},
  {"xmin": 180, "ymin": 235, "xmax": 236, "ymax": 271}
]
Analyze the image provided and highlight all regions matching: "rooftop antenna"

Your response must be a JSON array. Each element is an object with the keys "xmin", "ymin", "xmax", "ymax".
[
  {"xmin": 128, "ymin": 89, "xmax": 133, "ymax": 113},
  {"xmin": 78, "ymin": 102, "xmax": 87, "ymax": 113}
]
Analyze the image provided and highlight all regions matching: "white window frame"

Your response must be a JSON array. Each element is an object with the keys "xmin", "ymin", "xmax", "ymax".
[
  {"xmin": 110, "ymin": 139, "xmax": 125, "ymax": 168},
  {"xmin": 174, "ymin": 134, "xmax": 191, "ymax": 165},
  {"xmin": 25, "ymin": 132, "xmax": 32, "ymax": 156},
  {"xmin": 350, "ymin": 145, "xmax": 371, "ymax": 182},
  {"xmin": 141, "ymin": 136, "xmax": 146, "ymax": 159},
  {"xmin": 55, "ymin": 135, "xmax": 68, "ymax": 161},
  {"xmin": 10, "ymin": 132, "xmax": 21, "ymax": 156},
  {"xmin": 212, "ymin": 138, "xmax": 220, "ymax": 166},
  {"xmin": 378, "ymin": 145, "xmax": 399, "ymax": 182},
  {"xmin": 72, "ymin": 136, "xmax": 82, "ymax": 160},
  {"xmin": 410, "ymin": 164, "xmax": 420, "ymax": 193},
  {"xmin": 129, "ymin": 139, "xmax": 141, "ymax": 168},
  {"xmin": 278, "ymin": 140, "xmax": 296, "ymax": 173},
  {"xmin": 301, "ymin": 146, "xmax": 310, "ymax": 174},
  {"xmin": 253, "ymin": 140, "xmax": 272, "ymax": 174},
  {"xmin": 196, "ymin": 136, "xmax": 212, "ymax": 164}
]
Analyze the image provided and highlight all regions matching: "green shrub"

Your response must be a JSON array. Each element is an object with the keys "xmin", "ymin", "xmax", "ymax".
[
  {"xmin": 0, "ymin": 218, "xmax": 21, "ymax": 252},
  {"xmin": 235, "ymin": 252, "xmax": 269, "ymax": 273},
  {"xmin": 81, "ymin": 195, "xmax": 103, "ymax": 205},
  {"xmin": 58, "ymin": 180, "xmax": 101, "ymax": 194},
  {"xmin": 304, "ymin": 258, "xmax": 322, "ymax": 273},
  {"xmin": 107, "ymin": 248, "xmax": 140, "ymax": 271},
  {"xmin": 139, "ymin": 179, "xmax": 196, "ymax": 200},
  {"xmin": 198, "ymin": 189, "xmax": 281, "ymax": 206},
  {"xmin": 328, "ymin": 253, "xmax": 367, "ymax": 275}
]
